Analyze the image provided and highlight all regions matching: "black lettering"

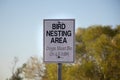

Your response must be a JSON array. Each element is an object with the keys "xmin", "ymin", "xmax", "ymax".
[
  {"xmin": 46, "ymin": 30, "xmax": 54, "ymax": 36},
  {"xmin": 58, "ymin": 37, "xmax": 62, "ymax": 43},
  {"xmin": 63, "ymin": 37, "xmax": 67, "ymax": 43},
  {"xmin": 46, "ymin": 31, "xmax": 50, "ymax": 36},
  {"xmin": 52, "ymin": 24, "xmax": 56, "ymax": 29},
  {"xmin": 58, "ymin": 30, "xmax": 62, "ymax": 36},
  {"xmin": 55, "ymin": 37, "xmax": 59, "ymax": 43},
  {"xmin": 51, "ymin": 37, "xmax": 67, "ymax": 43},
  {"xmin": 51, "ymin": 38, "xmax": 55, "ymax": 43},
  {"xmin": 68, "ymin": 30, "xmax": 72, "ymax": 36},
  {"xmin": 46, "ymin": 30, "xmax": 72, "ymax": 37},
  {"xmin": 62, "ymin": 23, "xmax": 66, "ymax": 29},
  {"xmin": 52, "ymin": 22, "xmax": 66, "ymax": 29},
  {"xmin": 54, "ymin": 31, "xmax": 58, "ymax": 36}
]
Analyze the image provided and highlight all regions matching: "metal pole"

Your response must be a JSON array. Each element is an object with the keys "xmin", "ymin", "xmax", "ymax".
[{"xmin": 58, "ymin": 63, "xmax": 62, "ymax": 80}]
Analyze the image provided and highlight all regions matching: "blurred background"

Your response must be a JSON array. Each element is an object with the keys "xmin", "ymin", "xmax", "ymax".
[{"xmin": 0, "ymin": 0, "xmax": 120, "ymax": 80}]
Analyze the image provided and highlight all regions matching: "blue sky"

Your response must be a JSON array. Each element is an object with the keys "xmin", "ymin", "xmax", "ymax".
[{"xmin": 0, "ymin": 0, "xmax": 120, "ymax": 79}]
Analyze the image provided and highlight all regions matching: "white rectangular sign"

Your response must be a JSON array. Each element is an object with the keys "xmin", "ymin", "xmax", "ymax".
[{"xmin": 43, "ymin": 19, "xmax": 75, "ymax": 63}]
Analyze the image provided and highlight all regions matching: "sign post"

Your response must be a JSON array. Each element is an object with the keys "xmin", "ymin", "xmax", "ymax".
[
  {"xmin": 43, "ymin": 19, "xmax": 75, "ymax": 80},
  {"xmin": 58, "ymin": 63, "xmax": 62, "ymax": 80}
]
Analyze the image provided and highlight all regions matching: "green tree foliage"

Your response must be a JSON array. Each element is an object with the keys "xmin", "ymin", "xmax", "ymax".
[
  {"xmin": 75, "ymin": 25, "xmax": 120, "ymax": 80},
  {"xmin": 9, "ymin": 25, "xmax": 120, "ymax": 80},
  {"xmin": 42, "ymin": 25, "xmax": 120, "ymax": 80},
  {"xmin": 42, "ymin": 64, "xmax": 57, "ymax": 80}
]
